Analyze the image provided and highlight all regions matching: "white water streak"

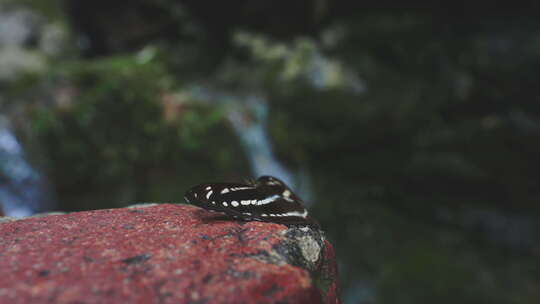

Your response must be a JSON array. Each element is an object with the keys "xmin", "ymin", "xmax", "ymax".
[{"xmin": 0, "ymin": 123, "xmax": 52, "ymax": 217}]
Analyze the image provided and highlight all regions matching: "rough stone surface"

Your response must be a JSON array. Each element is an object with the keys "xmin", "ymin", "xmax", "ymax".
[{"xmin": 0, "ymin": 203, "xmax": 340, "ymax": 303}]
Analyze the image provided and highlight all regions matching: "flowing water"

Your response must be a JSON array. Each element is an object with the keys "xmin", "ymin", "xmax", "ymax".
[
  {"xmin": 0, "ymin": 123, "xmax": 52, "ymax": 217},
  {"xmin": 188, "ymin": 87, "xmax": 313, "ymax": 203}
]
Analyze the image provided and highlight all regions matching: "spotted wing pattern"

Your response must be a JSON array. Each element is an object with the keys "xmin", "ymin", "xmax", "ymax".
[{"xmin": 184, "ymin": 176, "xmax": 314, "ymax": 225}]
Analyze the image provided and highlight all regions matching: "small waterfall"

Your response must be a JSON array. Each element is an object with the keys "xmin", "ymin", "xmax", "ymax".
[
  {"xmin": 188, "ymin": 87, "xmax": 312, "ymax": 202},
  {"xmin": 0, "ymin": 121, "xmax": 52, "ymax": 217},
  {"xmin": 226, "ymin": 95, "xmax": 294, "ymax": 187}
]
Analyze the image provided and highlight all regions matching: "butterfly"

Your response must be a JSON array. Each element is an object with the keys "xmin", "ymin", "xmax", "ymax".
[{"xmin": 184, "ymin": 176, "xmax": 317, "ymax": 226}]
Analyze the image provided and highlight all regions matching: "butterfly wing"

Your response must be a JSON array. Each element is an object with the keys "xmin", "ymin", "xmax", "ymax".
[
  {"xmin": 185, "ymin": 176, "xmax": 316, "ymax": 225},
  {"xmin": 248, "ymin": 175, "xmax": 314, "ymax": 224},
  {"xmin": 185, "ymin": 182, "xmax": 255, "ymax": 210}
]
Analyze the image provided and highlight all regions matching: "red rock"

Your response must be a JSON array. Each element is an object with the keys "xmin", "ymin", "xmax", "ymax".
[{"xmin": 0, "ymin": 203, "xmax": 340, "ymax": 304}]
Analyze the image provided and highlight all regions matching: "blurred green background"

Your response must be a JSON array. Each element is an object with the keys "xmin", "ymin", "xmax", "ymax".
[{"xmin": 1, "ymin": 1, "xmax": 539, "ymax": 303}]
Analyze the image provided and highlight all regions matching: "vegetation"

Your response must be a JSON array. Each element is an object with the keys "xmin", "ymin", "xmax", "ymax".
[{"xmin": 2, "ymin": 1, "xmax": 539, "ymax": 303}]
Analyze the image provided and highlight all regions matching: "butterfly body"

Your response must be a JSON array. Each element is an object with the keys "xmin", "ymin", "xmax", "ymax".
[{"xmin": 185, "ymin": 176, "xmax": 316, "ymax": 225}]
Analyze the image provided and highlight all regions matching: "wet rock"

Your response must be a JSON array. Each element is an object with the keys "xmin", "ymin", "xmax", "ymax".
[{"xmin": 0, "ymin": 203, "xmax": 340, "ymax": 303}]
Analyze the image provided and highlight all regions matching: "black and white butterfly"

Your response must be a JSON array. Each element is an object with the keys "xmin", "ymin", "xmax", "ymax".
[{"xmin": 184, "ymin": 176, "xmax": 316, "ymax": 226}]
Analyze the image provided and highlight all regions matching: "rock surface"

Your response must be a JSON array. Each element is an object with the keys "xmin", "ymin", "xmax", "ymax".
[{"xmin": 0, "ymin": 203, "xmax": 339, "ymax": 303}]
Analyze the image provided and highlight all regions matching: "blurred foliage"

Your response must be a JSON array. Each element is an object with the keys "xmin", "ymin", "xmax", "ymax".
[
  {"xmin": 378, "ymin": 243, "xmax": 491, "ymax": 304},
  {"xmin": 2, "ymin": 1, "xmax": 540, "ymax": 303},
  {"xmin": 27, "ymin": 55, "xmax": 247, "ymax": 211}
]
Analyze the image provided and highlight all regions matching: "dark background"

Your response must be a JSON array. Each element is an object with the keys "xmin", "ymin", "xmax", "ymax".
[{"xmin": 1, "ymin": 1, "xmax": 539, "ymax": 303}]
